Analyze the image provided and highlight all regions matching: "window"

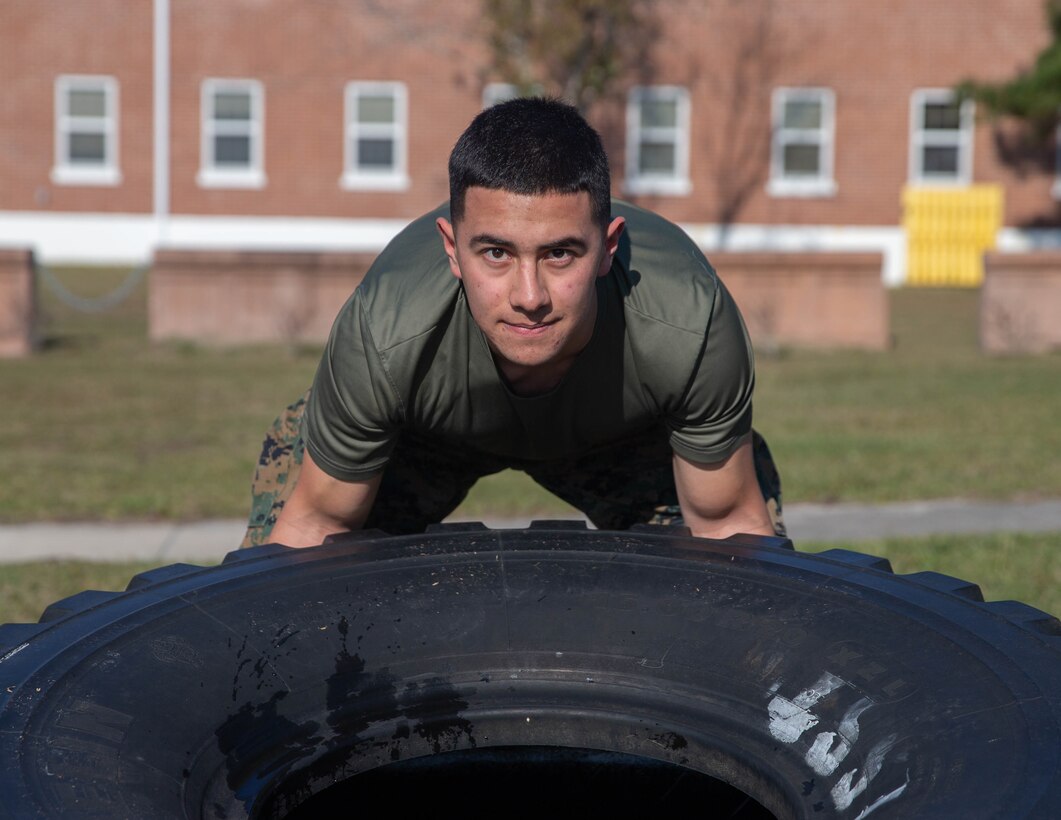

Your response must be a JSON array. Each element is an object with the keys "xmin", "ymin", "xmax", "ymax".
[
  {"xmin": 198, "ymin": 79, "xmax": 264, "ymax": 188},
  {"xmin": 768, "ymin": 87, "xmax": 836, "ymax": 197},
  {"xmin": 342, "ymin": 82, "xmax": 408, "ymax": 190},
  {"xmin": 482, "ymin": 82, "xmax": 543, "ymax": 108},
  {"xmin": 624, "ymin": 86, "xmax": 691, "ymax": 196},
  {"xmin": 909, "ymin": 89, "xmax": 974, "ymax": 185},
  {"xmin": 1053, "ymin": 113, "xmax": 1061, "ymax": 200},
  {"xmin": 52, "ymin": 75, "xmax": 120, "ymax": 185},
  {"xmin": 483, "ymin": 83, "xmax": 518, "ymax": 108}
]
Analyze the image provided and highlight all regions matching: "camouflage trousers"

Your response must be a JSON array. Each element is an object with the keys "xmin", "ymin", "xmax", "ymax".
[{"xmin": 241, "ymin": 390, "xmax": 785, "ymax": 547}]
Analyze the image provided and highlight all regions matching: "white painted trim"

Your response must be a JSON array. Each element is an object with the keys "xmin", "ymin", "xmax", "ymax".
[
  {"xmin": 53, "ymin": 75, "xmax": 120, "ymax": 186},
  {"xmin": 339, "ymin": 173, "xmax": 411, "ymax": 192},
  {"xmin": 623, "ymin": 85, "xmax": 692, "ymax": 197},
  {"xmin": 1, "ymin": 213, "xmax": 159, "ymax": 265},
  {"xmin": 766, "ymin": 178, "xmax": 838, "ymax": 198},
  {"xmin": 23, "ymin": 213, "xmax": 1061, "ymax": 286},
  {"xmin": 1054, "ymin": 111, "xmax": 1061, "ymax": 201},
  {"xmin": 196, "ymin": 168, "xmax": 266, "ymax": 189},
  {"xmin": 0, "ymin": 211, "xmax": 412, "ymax": 265},
  {"xmin": 160, "ymin": 215, "xmax": 409, "ymax": 252},
  {"xmin": 997, "ymin": 226, "xmax": 1061, "ymax": 251},
  {"xmin": 483, "ymin": 82, "xmax": 518, "ymax": 108},
  {"xmin": 50, "ymin": 167, "xmax": 122, "ymax": 186},
  {"xmin": 481, "ymin": 82, "xmax": 544, "ymax": 108},
  {"xmin": 0, "ymin": 210, "xmax": 927, "ymax": 286},
  {"xmin": 622, "ymin": 177, "xmax": 693, "ymax": 196},
  {"xmin": 680, "ymin": 222, "xmax": 908, "ymax": 287}
]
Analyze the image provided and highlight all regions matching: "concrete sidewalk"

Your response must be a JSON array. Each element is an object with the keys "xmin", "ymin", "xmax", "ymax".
[{"xmin": 1, "ymin": 498, "xmax": 1060, "ymax": 565}]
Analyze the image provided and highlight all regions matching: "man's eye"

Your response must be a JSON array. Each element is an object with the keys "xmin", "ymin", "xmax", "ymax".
[
  {"xmin": 548, "ymin": 249, "xmax": 571, "ymax": 260},
  {"xmin": 485, "ymin": 248, "xmax": 507, "ymax": 260}
]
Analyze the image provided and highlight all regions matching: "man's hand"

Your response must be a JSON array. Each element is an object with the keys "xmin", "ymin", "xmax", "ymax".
[
  {"xmin": 270, "ymin": 451, "xmax": 382, "ymax": 548},
  {"xmin": 673, "ymin": 437, "xmax": 774, "ymax": 539}
]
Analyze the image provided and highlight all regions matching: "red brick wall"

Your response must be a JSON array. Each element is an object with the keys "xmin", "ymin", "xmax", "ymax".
[
  {"xmin": 3, "ymin": 0, "xmax": 1057, "ymax": 230},
  {"xmin": 712, "ymin": 252, "xmax": 889, "ymax": 351},
  {"xmin": 622, "ymin": 0, "xmax": 1052, "ymax": 228},
  {"xmin": 982, "ymin": 252, "xmax": 1061, "ymax": 353},
  {"xmin": 167, "ymin": 0, "xmax": 486, "ymax": 220},
  {"xmin": 148, "ymin": 247, "xmax": 885, "ymax": 350},
  {"xmin": 149, "ymin": 248, "xmax": 373, "ymax": 344},
  {"xmin": 0, "ymin": 249, "xmax": 37, "ymax": 357},
  {"xmin": 0, "ymin": 0, "xmax": 153, "ymax": 213}
]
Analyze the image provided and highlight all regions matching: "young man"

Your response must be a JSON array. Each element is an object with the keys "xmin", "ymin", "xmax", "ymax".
[{"xmin": 248, "ymin": 98, "xmax": 782, "ymax": 549}]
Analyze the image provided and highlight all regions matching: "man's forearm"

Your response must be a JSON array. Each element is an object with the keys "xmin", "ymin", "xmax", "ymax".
[
  {"xmin": 268, "ymin": 451, "xmax": 381, "ymax": 548},
  {"xmin": 270, "ymin": 506, "xmax": 354, "ymax": 548},
  {"xmin": 679, "ymin": 498, "xmax": 774, "ymax": 540},
  {"xmin": 672, "ymin": 441, "xmax": 774, "ymax": 540}
]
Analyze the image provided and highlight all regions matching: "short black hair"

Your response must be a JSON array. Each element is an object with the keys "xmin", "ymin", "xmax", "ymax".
[{"xmin": 448, "ymin": 97, "xmax": 612, "ymax": 228}]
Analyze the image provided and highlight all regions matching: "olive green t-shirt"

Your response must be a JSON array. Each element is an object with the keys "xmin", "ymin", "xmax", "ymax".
[{"xmin": 305, "ymin": 199, "xmax": 755, "ymax": 481}]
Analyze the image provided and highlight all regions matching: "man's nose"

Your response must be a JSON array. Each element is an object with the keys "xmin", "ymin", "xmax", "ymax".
[{"xmin": 510, "ymin": 260, "xmax": 550, "ymax": 313}]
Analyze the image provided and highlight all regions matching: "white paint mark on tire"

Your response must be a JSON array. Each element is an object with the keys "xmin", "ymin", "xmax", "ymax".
[
  {"xmin": 852, "ymin": 772, "xmax": 911, "ymax": 820},
  {"xmin": 831, "ymin": 734, "xmax": 898, "ymax": 811},
  {"xmin": 767, "ymin": 671, "xmax": 846, "ymax": 743},
  {"xmin": 806, "ymin": 696, "xmax": 874, "ymax": 776}
]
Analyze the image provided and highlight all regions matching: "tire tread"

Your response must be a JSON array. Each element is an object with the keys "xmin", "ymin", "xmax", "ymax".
[{"xmin": 38, "ymin": 589, "xmax": 120, "ymax": 624}]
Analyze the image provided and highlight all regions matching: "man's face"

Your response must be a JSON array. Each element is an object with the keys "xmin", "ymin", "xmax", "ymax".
[{"xmin": 437, "ymin": 188, "xmax": 624, "ymax": 395}]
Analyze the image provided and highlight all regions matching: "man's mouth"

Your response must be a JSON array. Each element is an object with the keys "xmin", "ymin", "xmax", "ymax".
[{"xmin": 504, "ymin": 319, "xmax": 557, "ymax": 335}]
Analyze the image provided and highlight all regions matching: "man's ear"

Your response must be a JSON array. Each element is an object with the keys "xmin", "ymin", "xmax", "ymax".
[
  {"xmin": 436, "ymin": 218, "xmax": 462, "ymax": 280},
  {"xmin": 599, "ymin": 216, "xmax": 626, "ymax": 277}
]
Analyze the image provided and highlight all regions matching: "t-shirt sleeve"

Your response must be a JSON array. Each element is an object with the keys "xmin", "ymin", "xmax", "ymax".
[
  {"xmin": 666, "ymin": 278, "xmax": 756, "ymax": 464},
  {"xmin": 303, "ymin": 291, "xmax": 403, "ymax": 481}
]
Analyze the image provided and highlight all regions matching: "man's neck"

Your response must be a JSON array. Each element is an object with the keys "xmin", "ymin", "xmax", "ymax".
[{"xmin": 498, "ymin": 356, "xmax": 574, "ymax": 397}]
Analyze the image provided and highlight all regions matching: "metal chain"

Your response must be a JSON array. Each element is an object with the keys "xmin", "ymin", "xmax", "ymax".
[{"xmin": 36, "ymin": 262, "xmax": 148, "ymax": 313}]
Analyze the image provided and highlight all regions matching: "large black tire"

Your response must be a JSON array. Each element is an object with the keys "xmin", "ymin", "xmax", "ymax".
[{"xmin": 0, "ymin": 523, "xmax": 1059, "ymax": 818}]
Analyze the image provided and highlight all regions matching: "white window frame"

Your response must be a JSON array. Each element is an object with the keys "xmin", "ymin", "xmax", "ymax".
[
  {"xmin": 198, "ymin": 79, "xmax": 265, "ymax": 189},
  {"xmin": 482, "ymin": 82, "xmax": 544, "ymax": 108},
  {"xmin": 909, "ymin": 88, "xmax": 974, "ymax": 186},
  {"xmin": 1053, "ymin": 111, "xmax": 1061, "ymax": 200},
  {"xmin": 341, "ymin": 82, "xmax": 409, "ymax": 191},
  {"xmin": 623, "ymin": 86, "xmax": 691, "ymax": 196},
  {"xmin": 52, "ymin": 75, "xmax": 121, "ymax": 186},
  {"xmin": 483, "ymin": 82, "xmax": 519, "ymax": 108},
  {"xmin": 768, "ymin": 87, "xmax": 837, "ymax": 198}
]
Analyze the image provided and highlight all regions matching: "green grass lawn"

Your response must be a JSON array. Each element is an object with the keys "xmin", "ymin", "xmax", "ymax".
[
  {"xmin": 1, "ymin": 271, "xmax": 1058, "ymax": 522},
  {"xmin": 1, "ymin": 271, "xmax": 1058, "ymax": 627},
  {"xmin": 4, "ymin": 268, "xmax": 319, "ymax": 521},
  {"xmin": 457, "ymin": 288, "xmax": 1061, "ymax": 516}
]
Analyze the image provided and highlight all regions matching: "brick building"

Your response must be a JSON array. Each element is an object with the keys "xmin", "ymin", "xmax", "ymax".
[{"xmin": 2, "ymin": 0, "xmax": 1059, "ymax": 284}]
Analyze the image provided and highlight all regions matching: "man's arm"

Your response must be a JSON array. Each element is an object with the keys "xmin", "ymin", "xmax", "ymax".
[
  {"xmin": 672, "ymin": 437, "xmax": 774, "ymax": 539},
  {"xmin": 270, "ymin": 450, "xmax": 382, "ymax": 548}
]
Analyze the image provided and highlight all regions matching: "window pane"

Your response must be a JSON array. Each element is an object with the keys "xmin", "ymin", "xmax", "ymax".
[
  {"xmin": 922, "ymin": 145, "xmax": 959, "ymax": 175},
  {"xmin": 783, "ymin": 143, "xmax": 821, "ymax": 175},
  {"xmin": 358, "ymin": 94, "xmax": 395, "ymax": 124},
  {"xmin": 69, "ymin": 88, "xmax": 106, "ymax": 117},
  {"xmin": 639, "ymin": 141, "xmax": 675, "ymax": 174},
  {"xmin": 68, "ymin": 132, "xmax": 105, "ymax": 163},
  {"xmin": 214, "ymin": 135, "xmax": 251, "ymax": 165},
  {"xmin": 783, "ymin": 99, "xmax": 822, "ymax": 130},
  {"xmin": 640, "ymin": 98, "xmax": 676, "ymax": 129},
  {"xmin": 484, "ymin": 84, "xmax": 518, "ymax": 108},
  {"xmin": 923, "ymin": 102, "xmax": 960, "ymax": 130},
  {"xmin": 358, "ymin": 137, "xmax": 395, "ymax": 168},
  {"xmin": 214, "ymin": 91, "xmax": 252, "ymax": 121}
]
